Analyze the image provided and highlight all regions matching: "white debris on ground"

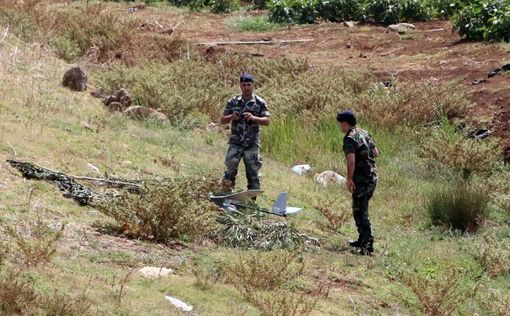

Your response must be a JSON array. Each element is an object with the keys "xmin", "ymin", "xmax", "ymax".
[
  {"xmin": 165, "ymin": 295, "xmax": 193, "ymax": 312},
  {"xmin": 292, "ymin": 164, "xmax": 312, "ymax": 175},
  {"xmin": 315, "ymin": 170, "xmax": 347, "ymax": 187},
  {"xmin": 138, "ymin": 267, "xmax": 174, "ymax": 279}
]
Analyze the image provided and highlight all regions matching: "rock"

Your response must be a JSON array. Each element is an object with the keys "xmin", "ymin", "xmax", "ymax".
[
  {"xmin": 62, "ymin": 66, "xmax": 87, "ymax": 91},
  {"xmin": 387, "ymin": 23, "xmax": 416, "ymax": 34},
  {"xmin": 343, "ymin": 21, "xmax": 355, "ymax": 28},
  {"xmin": 124, "ymin": 106, "xmax": 169, "ymax": 121},
  {"xmin": 346, "ymin": 43, "xmax": 353, "ymax": 49},
  {"xmin": 138, "ymin": 267, "xmax": 174, "ymax": 279}
]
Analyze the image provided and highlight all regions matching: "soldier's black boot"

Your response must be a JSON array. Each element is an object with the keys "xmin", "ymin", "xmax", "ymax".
[
  {"xmin": 348, "ymin": 239, "xmax": 361, "ymax": 248},
  {"xmin": 360, "ymin": 240, "xmax": 374, "ymax": 256}
]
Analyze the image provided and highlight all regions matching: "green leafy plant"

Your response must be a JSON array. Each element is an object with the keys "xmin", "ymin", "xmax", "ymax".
[{"xmin": 452, "ymin": 0, "xmax": 510, "ymax": 42}]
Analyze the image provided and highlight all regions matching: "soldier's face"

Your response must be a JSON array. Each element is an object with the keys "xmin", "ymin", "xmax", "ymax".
[
  {"xmin": 339, "ymin": 121, "xmax": 350, "ymax": 133},
  {"xmin": 240, "ymin": 82, "xmax": 254, "ymax": 96}
]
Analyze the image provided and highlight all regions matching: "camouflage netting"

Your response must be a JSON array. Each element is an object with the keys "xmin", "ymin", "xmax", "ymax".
[
  {"xmin": 216, "ymin": 202, "xmax": 319, "ymax": 250},
  {"xmin": 8, "ymin": 160, "xmax": 96, "ymax": 205}
]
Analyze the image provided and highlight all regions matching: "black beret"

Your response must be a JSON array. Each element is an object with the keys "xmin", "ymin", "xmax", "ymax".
[
  {"xmin": 240, "ymin": 73, "xmax": 254, "ymax": 83},
  {"xmin": 336, "ymin": 110, "xmax": 357, "ymax": 126}
]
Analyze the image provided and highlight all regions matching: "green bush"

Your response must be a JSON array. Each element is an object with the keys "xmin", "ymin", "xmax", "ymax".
[
  {"xmin": 424, "ymin": 0, "xmax": 463, "ymax": 19},
  {"xmin": 316, "ymin": 0, "xmax": 364, "ymax": 22},
  {"xmin": 268, "ymin": 0, "xmax": 318, "ymax": 24},
  {"xmin": 365, "ymin": 0, "xmax": 430, "ymax": 24},
  {"xmin": 426, "ymin": 181, "xmax": 490, "ymax": 232},
  {"xmin": 211, "ymin": 0, "xmax": 240, "ymax": 12},
  {"xmin": 253, "ymin": 0, "xmax": 271, "ymax": 9},
  {"xmin": 452, "ymin": 0, "xmax": 510, "ymax": 42}
]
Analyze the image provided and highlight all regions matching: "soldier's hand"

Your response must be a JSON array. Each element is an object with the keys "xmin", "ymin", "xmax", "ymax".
[
  {"xmin": 243, "ymin": 112, "xmax": 254, "ymax": 122},
  {"xmin": 346, "ymin": 179, "xmax": 356, "ymax": 193},
  {"xmin": 232, "ymin": 112, "xmax": 241, "ymax": 121}
]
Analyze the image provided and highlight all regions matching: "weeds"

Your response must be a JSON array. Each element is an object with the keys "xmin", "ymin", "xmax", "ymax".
[
  {"xmin": 426, "ymin": 180, "xmax": 490, "ymax": 232},
  {"xmin": 315, "ymin": 195, "xmax": 350, "ymax": 232},
  {"xmin": 192, "ymin": 256, "xmax": 222, "ymax": 290},
  {"xmin": 3, "ymin": 217, "xmax": 65, "ymax": 267},
  {"xmin": 219, "ymin": 250, "xmax": 304, "ymax": 293},
  {"xmin": 0, "ymin": 266, "xmax": 92, "ymax": 315},
  {"xmin": 473, "ymin": 232, "xmax": 510, "ymax": 277},
  {"xmin": 419, "ymin": 129, "xmax": 500, "ymax": 179},
  {"xmin": 398, "ymin": 267, "xmax": 479, "ymax": 316},
  {"xmin": 219, "ymin": 250, "xmax": 317, "ymax": 315},
  {"xmin": 479, "ymin": 287, "xmax": 510, "ymax": 316}
]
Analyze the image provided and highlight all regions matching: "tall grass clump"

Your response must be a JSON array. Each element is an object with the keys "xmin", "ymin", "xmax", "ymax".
[
  {"xmin": 96, "ymin": 176, "xmax": 220, "ymax": 242},
  {"xmin": 228, "ymin": 15, "xmax": 283, "ymax": 32},
  {"xmin": 426, "ymin": 181, "xmax": 490, "ymax": 232}
]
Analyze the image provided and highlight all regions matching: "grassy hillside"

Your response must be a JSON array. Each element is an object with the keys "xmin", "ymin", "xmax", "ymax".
[{"xmin": 1, "ymin": 1, "xmax": 509, "ymax": 315}]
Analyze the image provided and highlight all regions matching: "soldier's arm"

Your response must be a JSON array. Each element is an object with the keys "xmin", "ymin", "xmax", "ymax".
[
  {"xmin": 343, "ymin": 138, "xmax": 357, "ymax": 193},
  {"xmin": 221, "ymin": 100, "xmax": 240, "ymax": 124},
  {"xmin": 246, "ymin": 115, "xmax": 270, "ymax": 126},
  {"xmin": 245, "ymin": 100, "xmax": 270, "ymax": 126}
]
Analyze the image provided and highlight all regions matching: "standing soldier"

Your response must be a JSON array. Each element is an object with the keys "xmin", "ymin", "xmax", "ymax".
[
  {"xmin": 221, "ymin": 74, "xmax": 270, "ymax": 192},
  {"xmin": 337, "ymin": 110, "xmax": 379, "ymax": 255}
]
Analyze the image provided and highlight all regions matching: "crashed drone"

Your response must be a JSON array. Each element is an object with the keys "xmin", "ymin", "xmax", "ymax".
[{"xmin": 209, "ymin": 190, "xmax": 302, "ymax": 217}]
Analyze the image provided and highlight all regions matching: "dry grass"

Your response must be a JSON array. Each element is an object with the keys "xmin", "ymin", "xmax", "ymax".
[{"xmin": 315, "ymin": 195, "xmax": 350, "ymax": 232}]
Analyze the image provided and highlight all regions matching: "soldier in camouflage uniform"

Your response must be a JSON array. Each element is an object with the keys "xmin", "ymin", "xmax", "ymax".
[
  {"xmin": 337, "ymin": 110, "xmax": 379, "ymax": 255},
  {"xmin": 221, "ymin": 74, "xmax": 270, "ymax": 192}
]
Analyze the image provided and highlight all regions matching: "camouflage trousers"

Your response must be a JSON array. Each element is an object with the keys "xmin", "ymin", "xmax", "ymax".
[
  {"xmin": 352, "ymin": 180, "xmax": 377, "ymax": 249},
  {"xmin": 223, "ymin": 143, "xmax": 262, "ymax": 190}
]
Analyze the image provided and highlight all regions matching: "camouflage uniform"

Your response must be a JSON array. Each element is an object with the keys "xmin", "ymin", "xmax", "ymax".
[
  {"xmin": 343, "ymin": 128, "xmax": 378, "ymax": 253},
  {"xmin": 223, "ymin": 94, "xmax": 270, "ymax": 190}
]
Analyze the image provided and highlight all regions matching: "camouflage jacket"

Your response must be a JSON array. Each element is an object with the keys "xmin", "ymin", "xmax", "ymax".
[
  {"xmin": 223, "ymin": 94, "xmax": 270, "ymax": 147},
  {"xmin": 343, "ymin": 128, "xmax": 378, "ymax": 183}
]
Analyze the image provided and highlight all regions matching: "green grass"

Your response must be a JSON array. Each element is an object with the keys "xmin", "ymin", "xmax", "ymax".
[{"xmin": 227, "ymin": 15, "xmax": 284, "ymax": 32}]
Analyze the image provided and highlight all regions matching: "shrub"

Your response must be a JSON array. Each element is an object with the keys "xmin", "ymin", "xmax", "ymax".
[
  {"xmin": 3, "ymin": 218, "xmax": 64, "ymax": 267},
  {"xmin": 211, "ymin": 0, "xmax": 240, "ymax": 13},
  {"xmin": 398, "ymin": 267, "xmax": 479, "ymax": 316},
  {"xmin": 0, "ymin": 266, "xmax": 92, "ymax": 315},
  {"xmin": 365, "ymin": 0, "xmax": 430, "ymax": 24},
  {"xmin": 473, "ymin": 232, "xmax": 510, "ymax": 277},
  {"xmin": 268, "ymin": 0, "xmax": 318, "ymax": 24},
  {"xmin": 219, "ymin": 250, "xmax": 318, "ymax": 315},
  {"xmin": 452, "ymin": 0, "xmax": 510, "ymax": 42},
  {"xmin": 426, "ymin": 181, "xmax": 490, "ymax": 232},
  {"xmin": 253, "ymin": 0, "xmax": 271, "ymax": 9},
  {"xmin": 96, "ymin": 176, "xmax": 220, "ymax": 242},
  {"xmin": 424, "ymin": 0, "xmax": 463, "ymax": 19},
  {"xmin": 419, "ymin": 130, "xmax": 500, "ymax": 179},
  {"xmin": 316, "ymin": 0, "xmax": 364, "ymax": 22},
  {"xmin": 354, "ymin": 80, "xmax": 469, "ymax": 129}
]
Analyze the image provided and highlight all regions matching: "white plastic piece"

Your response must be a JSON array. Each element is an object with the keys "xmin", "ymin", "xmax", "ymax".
[
  {"xmin": 292, "ymin": 164, "xmax": 311, "ymax": 175},
  {"xmin": 165, "ymin": 295, "xmax": 193, "ymax": 312}
]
